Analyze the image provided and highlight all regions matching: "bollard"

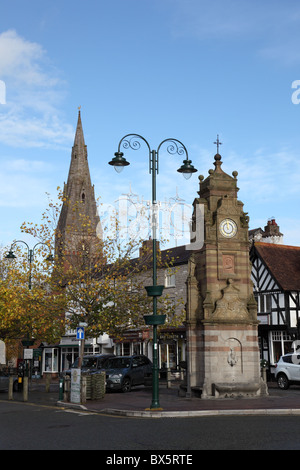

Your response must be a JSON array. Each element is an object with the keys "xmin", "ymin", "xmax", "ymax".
[
  {"xmin": 64, "ymin": 376, "xmax": 70, "ymax": 402},
  {"xmin": 59, "ymin": 378, "xmax": 64, "ymax": 401},
  {"xmin": 166, "ymin": 368, "xmax": 171, "ymax": 389},
  {"xmin": 8, "ymin": 376, "xmax": 13, "ymax": 400},
  {"xmin": 262, "ymin": 367, "xmax": 267, "ymax": 383},
  {"xmin": 45, "ymin": 374, "xmax": 51, "ymax": 393},
  {"xmin": 23, "ymin": 376, "xmax": 28, "ymax": 402},
  {"xmin": 81, "ymin": 374, "xmax": 87, "ymax": 404}
]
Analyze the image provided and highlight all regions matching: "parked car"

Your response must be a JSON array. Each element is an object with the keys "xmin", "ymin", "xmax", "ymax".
[
  {"xmin": 102, "ymin": 355, "xmax": 152, "ymax": 392},
  {"xmin": 275, "ymin": 353, "xmax": 300, "ymax": 389},
  {"xmin": 61, "ymin": 354, "xmax": 114, "ymax": 377},
  {"xmin": 0, "ymin": 370, "xmax": 18, "ymax": 392}
]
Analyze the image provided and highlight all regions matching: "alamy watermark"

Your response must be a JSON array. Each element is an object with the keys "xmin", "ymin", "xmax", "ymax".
[
  {"xmin": 290, "ymin": 340, "xmax": 300, "ymax": 364},
  {"xmin": 97, "ymin": 193, "xmax": 204, "ymax": 250},
  {"xmin": 291, "ymin": 80, "xmax": 300, "ymax": 104},
  {"xmin": 0, "ymin": 80, "xmax": 6, "ymax": 104}
]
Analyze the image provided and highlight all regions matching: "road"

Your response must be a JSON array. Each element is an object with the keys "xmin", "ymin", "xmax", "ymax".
[{"xmin": 1, "ymin": 400, "xmax": 300, "ymax": 452}]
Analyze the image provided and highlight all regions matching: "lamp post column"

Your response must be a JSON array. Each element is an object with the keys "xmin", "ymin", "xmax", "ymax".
[
  {"xmin": 109, "ymin": 134, "xmax": 197, "ymax": 410},
  {"xmin": 150, "ymin": 149, "xmax": 160, "ymax": 409}
]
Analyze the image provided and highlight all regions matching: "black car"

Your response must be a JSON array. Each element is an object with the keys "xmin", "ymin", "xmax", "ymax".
[
  {"xmin": 0, "ymin": 370, "xmax": 18, "ymax": 392},
  {"xmin": 103, "ymin": 355, "xmax": 152, "ymax": 392},
  {"xmin": 61, "ymin": 354, "xmax": 114, "ymax": 377}
]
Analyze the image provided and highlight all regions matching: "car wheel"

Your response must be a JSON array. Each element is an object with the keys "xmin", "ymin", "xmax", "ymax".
[
  {"xmin": 121, "ymin": 377, "xmax": 131, "ymax": 393},
  {"xmin": 277, "ymin": 373, "xmax": 289, "ymax": 390}
]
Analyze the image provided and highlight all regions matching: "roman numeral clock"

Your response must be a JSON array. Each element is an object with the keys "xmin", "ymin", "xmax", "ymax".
[{"xmin": 219, "ymin": 218, "xmax": 237, "ymax": 238}]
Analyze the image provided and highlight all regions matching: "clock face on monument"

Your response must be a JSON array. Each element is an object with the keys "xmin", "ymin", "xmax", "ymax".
[{"xmin": 219, "ymin": 218, "xmax": 237, "ymax": 238}]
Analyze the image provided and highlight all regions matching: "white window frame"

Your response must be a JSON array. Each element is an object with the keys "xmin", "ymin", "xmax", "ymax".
[
  {"xmin": 165, "ymin": 268, "xmax": 176, "ymax": 288},
  {"xmin": 43, "ymin": 348, "xmax": 59, "ymax": 373}
]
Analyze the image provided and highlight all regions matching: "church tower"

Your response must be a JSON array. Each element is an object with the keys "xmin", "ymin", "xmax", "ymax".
[
  {"xmin": 186, "ymin": 141, "xmax": 268, "ymax": 398},
  {"xmin": 55, "ymin": 110, "xmax": 101, "ymax": 259}
]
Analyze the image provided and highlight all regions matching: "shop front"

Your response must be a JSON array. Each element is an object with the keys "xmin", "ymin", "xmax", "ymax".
[
  {"xmin": 158, "ymin": 329, "xmax": 186, "ymax": 377},
  {"xmin": 43, "ymin": 346, "xmax": 59, "ymax": 377},
  {"xmin": 112, "ymin": 328, "xmax": 187, "ymax": 379},
  {"xmin": 113, "ymin": 330, "xmax": 149, "ymax": 357}
]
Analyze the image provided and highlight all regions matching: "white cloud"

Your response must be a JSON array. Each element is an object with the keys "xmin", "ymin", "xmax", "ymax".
[
  {"xmin": 222, "ymin": 147, "xmax": 299, "ymax": 202},
  {"xmin": 0, "ymin": 29, "xmax": 73, "ymax": 148},
  {"xmin": 0, "ymin": 29, "xmax": 55, "ymax": 87},
  {"xmin": 0, "ymin": 157, "xmax": 54, "ymax": 208},
  {"xmin": 0, "ymin": 111, "xmax": 73, "ymax": 148},
  {"xmin": 3, "ymin": 158, "xmax": 51, "ymax": 173}
]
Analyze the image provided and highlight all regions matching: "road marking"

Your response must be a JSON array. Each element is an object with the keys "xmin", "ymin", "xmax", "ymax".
[{"xmin": 56, "ymin": 409, "xmax": 95, "ymax": 416}]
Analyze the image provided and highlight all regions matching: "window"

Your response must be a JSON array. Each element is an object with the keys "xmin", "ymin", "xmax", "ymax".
[
  {"xmin": 165, "ymin": 269, "xmax": 176, "ymax": 288},
  {"xmin": 282, "ymin": 355, "xmax": 293, "ymax": 364},
  {"xmin": 116, "ymin": 342, "xmax": 130, "ymax": 356},
  {"xmin": 271, "ymin": 331, "xmax": 293, "ymax": 363},
  {"xmin": 134, "ymin": 356, "xmax": 150, "ymax": 367},
  {"xmin": 140, "ymin": 356, "xmax": 150, "ymax": 366},
  {"xmin": 43, "ymin": 348, "xmax": 58, "ymax": 373},
  {"xmin": 266, "ymin": 294, "xmax": 272, "ymax": 312}
]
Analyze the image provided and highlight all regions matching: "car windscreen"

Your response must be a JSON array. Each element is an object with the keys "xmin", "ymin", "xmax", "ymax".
[
  {"xmin": 71, "ymin": 358, "xmax": 79, "ymax": 368},
  {"xmin": 72, "ymin": 357, "xmax": 97, "ymax": 368},
  {"xmin": 82, "ymin": 357, "xmax": 98, "ymax": 368},
  {"xmin": 104, "ymin": 358, "xmax": 131, "ymax": 369}
]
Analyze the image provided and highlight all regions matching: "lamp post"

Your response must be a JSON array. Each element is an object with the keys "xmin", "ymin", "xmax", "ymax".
[
  {"xmin": 6, "ymin": 240, "xmax": 54, "ymax": 390},
  {"xmin": 6, "ymin": 240, "xmax": 54, "ymax": 353},
  {"xmin": 109, "ymin": 134, "xmax": 197, "ymax": 409},
  {"xmin": 6, "ymin": 240, "xmax": 54, "ymax": 291}
]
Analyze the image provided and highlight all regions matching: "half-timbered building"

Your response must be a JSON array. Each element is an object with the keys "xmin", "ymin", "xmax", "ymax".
[{"xmin": 250, "ymin": 242, "xmax": 300, "ymax": 375}]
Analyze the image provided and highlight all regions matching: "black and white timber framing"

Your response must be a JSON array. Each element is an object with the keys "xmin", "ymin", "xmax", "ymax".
[{"xmin": 250, "ymin": 242, "xmax": 300, "ymax": 372}]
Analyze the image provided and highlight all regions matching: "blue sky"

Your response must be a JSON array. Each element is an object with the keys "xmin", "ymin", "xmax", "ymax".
[{"xmin": 0, "ymin": 0, "xmax": 300, "ymax": 251}]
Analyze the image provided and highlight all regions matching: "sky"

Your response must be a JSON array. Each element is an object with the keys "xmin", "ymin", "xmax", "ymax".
[{"xmin": 0, "ymin": 0, "xmax": 300, "ymax": 252}]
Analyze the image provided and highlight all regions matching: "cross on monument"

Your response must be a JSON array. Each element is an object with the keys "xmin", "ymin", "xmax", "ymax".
[{"xmin": 214, "ymin": 134, "xmax": 222, "ymax": 153}]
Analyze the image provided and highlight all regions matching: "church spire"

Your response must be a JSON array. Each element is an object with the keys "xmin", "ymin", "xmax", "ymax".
[
  {"xmin": 55, "ymin": 110, "xmax": 101, "ymax": 258},
  {"xmin": 66, "ymin": 109, "xmax": 92, "ymax": 190},
  {"xmin": 74, "ymin": 108, "xmax": 85, "ymax": 146}
]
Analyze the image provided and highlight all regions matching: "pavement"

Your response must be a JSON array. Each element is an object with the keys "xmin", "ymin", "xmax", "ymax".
[{"xmin": 2, "ymin": 379, "xmax": 300, "ymax": 417}]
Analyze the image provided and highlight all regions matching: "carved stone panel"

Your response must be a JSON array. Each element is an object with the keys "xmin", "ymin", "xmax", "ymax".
[
  {"xmin": 222, "ymin": 254, "xmax": 235, "ymax": 274},
  {"xmin": 210, "ymin": 279, "xmax": 250, "ymax": 322}
]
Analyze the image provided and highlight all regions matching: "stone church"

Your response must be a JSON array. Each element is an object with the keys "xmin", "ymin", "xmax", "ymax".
[
  {"xmin": 45, "ymin": 111, "xmax": 111, "ymax": 373},
  {"xmin": 55, "ymin": 110, "xmax": 102, "ymax": 260}
]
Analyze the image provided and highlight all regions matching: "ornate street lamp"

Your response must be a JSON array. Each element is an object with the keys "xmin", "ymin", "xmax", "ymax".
[
  {"xmin": 6, "ymin": 240, "xmax": 54, "ymax": 290},
  {"xmin": 109, "ymin": 134, "xmax": 197, "ymax": 409},
  {"xmin": 5, "ymin": 240, "xmax": 54, "ymax": 351}
]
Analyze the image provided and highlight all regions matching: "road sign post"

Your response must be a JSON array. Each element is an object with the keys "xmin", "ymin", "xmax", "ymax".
[{"xmin": 76, "ymin": 327, "xmax": 85, "ymax": 370}]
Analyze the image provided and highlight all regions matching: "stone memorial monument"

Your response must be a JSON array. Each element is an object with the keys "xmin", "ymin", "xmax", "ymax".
[{"xmin": 185, "ymin": 139, "xmax": 268, "ymax": 399}]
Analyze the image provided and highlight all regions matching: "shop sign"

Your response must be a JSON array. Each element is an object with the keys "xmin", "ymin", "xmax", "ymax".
[{"xmin": 24, "ymin": 349, "xmax": 33, "ymax": 359}]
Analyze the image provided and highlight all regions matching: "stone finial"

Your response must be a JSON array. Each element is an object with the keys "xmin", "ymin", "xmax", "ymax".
[{"xmin": 213, "ymin": 153, "xmax": 223, "ymax": 172}]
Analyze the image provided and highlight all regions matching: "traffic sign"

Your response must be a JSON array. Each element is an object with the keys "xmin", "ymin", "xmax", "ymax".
[{"xmin": 76, "ymin": 327, "xmax": 85, "ymax": 340}]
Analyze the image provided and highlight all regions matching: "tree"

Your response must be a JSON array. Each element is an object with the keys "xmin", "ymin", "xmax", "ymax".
[
  {"xmin": 19, "ymin": 189, "xmax": 185, "ymax": 342},
  {"xmin": 0, "ymin": 244, "xmax": 67, "ymax": 344}
]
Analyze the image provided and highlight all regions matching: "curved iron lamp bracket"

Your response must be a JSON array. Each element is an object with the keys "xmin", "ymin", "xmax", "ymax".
[{"xmin": 117, "ymin": 134, "xmax": 189, "ymax": 175}]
